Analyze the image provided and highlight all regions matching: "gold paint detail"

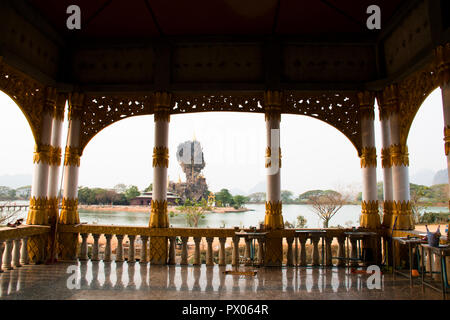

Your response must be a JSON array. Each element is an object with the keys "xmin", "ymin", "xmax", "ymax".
[
  {"xmin": 54, "ymin": 93, "xmax": 66, "ymax": 121},
  {"xmin": 381, "ymin": 147, "xmax": 391, "ymax": 168},
  {"xmin": 149, "ymin": 236, "xmax": 168, "ymax": 264},
  {"xmin": 390, "ymin": 144, "xmax": 409, "ymax": 167},
  {"xmin": 264, "ymin": 201, "xmax": 284, "ymax": 230},
  {"xmin": 360, "ymin": 147, "xmax": 377, "ymax": 168},
  {"xmin": 27, "ymin": 234, "xmax": 47, "ymax": 264},
  {"xmin": 64, "ymin": 146, "xmax": 81, "ymax": 167},
  {"xmin": 57, "ymin": 232, "xmax": 78, "ymax": 261},
  {"xmin": 27, "ymin": 196, "xmax": 49, "ymax": 225},
  {"xmin": 154, "ymin": 92, "xmax": 172, "ymax": 122},
  {"xmin": 59, "ymin": 198, "xmax": 80, "ymax": 225},
  {"xmin": 264, "ymin": 237, "xmax": 283, "ymax": 266},
  {"xmin": 49, "ymin": 146, "xmax": 62, "ymax": 166},
  {"xmin": 382, "ymin": 200, "xmax": 394, "ymax": 228},
  {"xmin": 33, "ymin": 143, "xmax": 52, "ymax": 165},
  {"xmin": 152, "ymin": 146, "xmax": 169, "ymax": 168},
  {"xmin": 68, "ymin": 92, "xmax": 85, "ymax": 120},
  {"xmin": 47, "ymin": 197, "xmax": 59, "ymax": 224},
  {"xmin": 265, "ymin": 147, "xmax": 282, "ymax": 168},
  {"xmin": 392, "ymin": 200, "xmax": 414, "ymax": 230},
  {"xmin": 43, "ymin": 87, "xmax": 57, "ymax": 115},
  {"xmin": 360, "ymin": 200, "xmax": 380, "ymax": 229},
  {"xmin": 377, "ymin": 84, "xmax": 398, "ymax": 120},
  {"xmin": 357, "ymin": 91, "xmax": 375, "ymax": 120},
  {"xmin": 444, "ymin": 126, "xmax": 450, "ymax": 156},
  {"xmin": 435, "ymin": 43, "xmax": 450, "ymax": 86},
  {"xmin": 149, "ymin": 200, "xmax": 168, "ymax": 228},
  {"xmin": 264, "ymin": 91, "xmax": 282, "ymax": 121}
]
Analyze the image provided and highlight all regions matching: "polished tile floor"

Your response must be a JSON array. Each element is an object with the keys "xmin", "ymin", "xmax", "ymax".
[{"xmin": 0, "ymin": 261, "xmax": 444, "ymax": 300}]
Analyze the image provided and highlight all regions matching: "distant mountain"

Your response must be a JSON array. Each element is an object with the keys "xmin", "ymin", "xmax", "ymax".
[
  {"xmin": 0, "ymin": 174, "xmax": 32, "ymax": 189},
  {"xmin": 248, "ymin": 180, "xmax": 266, "ymax": 194},
  {"xmin": 410, "ymin": 169, "xmax": 435, "ymax": 186},
  {"xmin": 432, "ymin": 169, "xmax": 448, "ymax": 185}
]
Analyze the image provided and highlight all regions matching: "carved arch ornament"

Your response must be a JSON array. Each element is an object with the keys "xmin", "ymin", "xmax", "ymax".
[
  {"xmin": 0, "ymin": 59, "xmax": 46, "ymax": 144},
  {"xmin": 79, "ymin": 90, "xmax": 363, "ymax": 155}
]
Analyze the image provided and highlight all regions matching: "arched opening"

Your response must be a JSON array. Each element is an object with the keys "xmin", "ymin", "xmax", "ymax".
[
  {"xmin": 406, "ymin": 88, "xmax": 448, "ymax": 229},
  {"xmin": 281, "ymin": 114, "xmax": 361, "ymax": 228},
  {"xmin": 0, "ymin": 90, "xmax": 35, "ymax": 223}
]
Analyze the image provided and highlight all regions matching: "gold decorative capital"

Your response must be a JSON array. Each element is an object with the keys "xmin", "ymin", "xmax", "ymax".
[
  {"xmin": 149, "ymin": 199, "xmax": 168, "ymax": 228},
  {"xmin": 444, "ymin": 126, "xmax": 450, "ymax": 156},
  {"xmin": 360, "ymin": 147, "xmax": 377, "ymax": 168},
  {"xmin": 54, "ymin": 93, "xmax": 66, "ymax": 121},
  {"xmin": 357, "ymin": 91, "xmax": 375, "ymax": 120},
  {"xmin": 377, "ymin": 84, "xmax": 398, "ymax": 120},
  {"xmin": 59, "ymin": 198, "xmax": 79, "ymax": 225},
  {"xmin": 154, "ymin": 92, "xmax": 171, "ymax": 122},
  {"xmin": 264, "ymin": 200, "xmax": 284, "ymax": 230},
  {"xmin": 33, "ymin": 143, "xmax": 52, "ymax": 165},
  {"xmin": 360, "ymin": 200, "xmax": 380, "ymax": 229},
  {"xmin": 435, "ymin": 43, "xmax": 450, "ymax": 86},
  {"xmin": 68, "ymin": 92, "xmax": 85, "ymax": 120},
  {"xmin": 43, "ymin": 87, "xmax": 57, "ymax": 115},
  {"xmin": 390, "ymin": 144, "xmax": 409, "ymax": 167},
  {"xmin": 381, "ymin": 147, "xmax": 391, "ymax": 168},
  {"xmin": 27, "ymin": 196, "xmax": 49, "ymax": 225},
  {"xmin": 152, "ymin": 146, "xmax": 169, "ymax": 168},
  {"xmin": 49, "ymin": 146, "xmax": 62, "ymax": 166},
  {"xmin": 265, "ymin": 147, "xmax": 282, "ymax": 168},
  {"xmin": 64, "ymin": 146, "xmax": 81, "ymax": 167},
  {"xmin": 264, "ymin": 91, "xmax": 282, "ymax": 121}
]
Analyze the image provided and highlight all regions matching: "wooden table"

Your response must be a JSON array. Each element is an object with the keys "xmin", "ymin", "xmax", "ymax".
[
  {"xmin": 420, "ymin": 243, "xmax": 450, "ymax": 299},
  {"xmin": 392, "ymin": 237, "xmax": 426, "ymax": 287}
]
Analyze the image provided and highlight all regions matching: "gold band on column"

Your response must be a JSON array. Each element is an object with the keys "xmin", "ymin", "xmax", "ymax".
[
  {"xmin": 152, "ymin": 146, "xmax": 169, "ymax": 168},
  {"xmin": 264, "ymin": 91, "xmax": 282, "ymax": 121},
  {"xmin": 49, "ymin": 146, "xmax": 62, "ymax": 166},
  {"xmin": 444, "ymin": 126, "xmax": 450, "ymax": 156},
  {"xmin": 64, "ymin": 146, "xmax": 81, "ymax": 167},
  {"xmin": 390, "ymin": 144, "xmax": 409, "ymax": 166},
  {"xmin": 43, "ymin": 87, "xmax": 57, "ymax": 115},
  {"xmin": 26, "ymin": 196, "xmax": 49, "ymax": 225},
  {"xmin": 359, "ymin": 200, "xmax": 380, "ymax": 229},
  {"xmin": 33, "ymin": 143, "xmax": 52, "ymax": 165},
  {"xmin": 59, "ymin": 198, "xmax": 79, "ymax": 224},
  {"xmin": 392, "ymin": 200, "xmax": 414, "ymax": 230},
  {"xmin": 357, "ymin": 91, "xmax": 375, "ymax": 120},
  {"xmin": 68, "ymin": 93, "xmax": 85, "ymax": 120},
  {"xmin": 360, "ymin": 147, "xmax": 377, "ymax": 168},
  {"xmin": 47, "ymin": 196, "xmax": 59, "ymax": 224},
  {"xmin": 154, "ymin": 92, "xmax": 172, "ymax": 122},
  {"xmin": 265, "ymin": 147, "xmax": 282, "ymax": 168},
  {"xmin": 382, "ymin": 200, "xmax": 394, "ymax": 227},
  {"xmin": 264, "ymin": 200, "xmax": 284, "ymax": 230},
  {"xmin": 149, "ymin": 199, "xmax": 168, "ymax": 228}
]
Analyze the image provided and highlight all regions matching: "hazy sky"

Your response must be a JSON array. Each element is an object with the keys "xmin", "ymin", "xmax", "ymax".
[{"xmin": 0, "ymin": 88, "xmax": 446, "ymax": 196}]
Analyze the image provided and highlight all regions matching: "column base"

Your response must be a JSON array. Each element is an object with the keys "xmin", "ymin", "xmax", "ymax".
[
  {"xmin": 392, "ymin": 200, "xmax": 414, "ymax": 230},
  {"xmin": 27, "ymin": 234, "xmax": 47, "ymax": 264},
  {"xmin": 149, "ymin": 200, "xmax": 168, "ymax": 228},
  {"xmin": 360, "ymin": 200, "xmax": 381, "ymax": 229},
  {"xmin": 149, "ymin": 236, "xmax": 168, "ymax": 265},
  {"xmin": 57, "ymin": 232, "xmax": 79, "ymax": 261},
  {"xmin": 264, "ymin": 201, "xmax": 284, "ymax": 230},
  {"xmin": 59, "ymin": 198, "xmax": 80, "ymax": 224},
  {"xmin": 26, "ymin": 196, "xmax": 49, "ymax": 225},
  {"xmin": 381, "ymin": 200, "xmax": 394, "ymax": 228},
  {"xmin": 264, "ymin": 236, "xmax": 282, "ymax": 267}
]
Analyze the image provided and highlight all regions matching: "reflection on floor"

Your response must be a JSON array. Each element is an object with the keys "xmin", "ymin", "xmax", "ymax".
[{"xmin": 0, "ymin": 261, "xmax": 444, "ymax": 300}]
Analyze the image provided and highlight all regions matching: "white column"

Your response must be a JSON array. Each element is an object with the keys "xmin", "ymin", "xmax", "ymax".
[
  {"xmin": 59, "ymin": 93, "xmax": 83, "ymax": 225},
  {"xmin": 149, "ymin": 92, "xmax": 171, "ymax": 228},
  {"xmin": 264, "ymin": 91, "xmax": 283, "ymax": 230},
  {"xmin": 27, "ymin": 88, "xmax": 56, "ymax": 225},
  {"xmin": 358, "ymin": 92, "xmax": 380, "ymax": 229}
]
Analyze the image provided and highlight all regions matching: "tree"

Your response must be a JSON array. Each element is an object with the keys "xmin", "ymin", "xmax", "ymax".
[
  {"xmin": 281, "ymin": 190, "xmax": 294, "ymax": 203},
  {"xmin": 296, "ymin": 215, "xmax": 307, "ymax": 228},
  {"xmin": 214, "ymin": 189, "xmax": 234, "ymax": 207},
  {"xmin": 247, "ymin": 192, "xmax": 266, "ymax": 203},
  {"xmin": 308, "ymin": 191, "xmax": 349, "ymax": 228},
  {"xmin": 232, "ymin": 195, "xmax": 248, "ymax": 209},
  {"xmin": 177, "ymin": 199, "xmax": 210, "ymax": 227},
  {"xmin": 125, "ymin": 185, "xmax": 140, "ymax": 201},
  {"xmin": 113, "ymin": 183, "xmax": 127, "ymax": 194},
  {"xmin": 144, "ymin": 183, "xmax": 153, "ymax": 192}
]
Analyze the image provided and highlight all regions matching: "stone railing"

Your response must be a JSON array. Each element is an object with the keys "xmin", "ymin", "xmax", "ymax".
[
  {"xmin": 0, "ymin": 225, "xmax": 50, "ymax": 272},
  {"xmin": 57, "ymin": 224, "xmax": 378, "ymax": 267}
]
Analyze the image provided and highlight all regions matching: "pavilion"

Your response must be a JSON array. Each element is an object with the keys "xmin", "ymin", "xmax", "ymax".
[{"xmin": 0, "ymin": 0, "xmax": 449, "ymax": 300}]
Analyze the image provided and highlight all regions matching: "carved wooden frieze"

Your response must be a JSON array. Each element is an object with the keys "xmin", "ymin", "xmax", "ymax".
[{"xmin": 172, "ymin": 44, "xmax": 263, "ymax": 83}]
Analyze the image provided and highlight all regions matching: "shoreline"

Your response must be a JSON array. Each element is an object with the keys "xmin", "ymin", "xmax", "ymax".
[{"xmin": 78, "ymin": 204, "xmax": 252, "ymax": 214}]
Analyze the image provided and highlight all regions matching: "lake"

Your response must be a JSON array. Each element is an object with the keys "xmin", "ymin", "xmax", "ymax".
[{"xmin": 2, "ymin": 201, "xmax": 448, "ymax": 228}]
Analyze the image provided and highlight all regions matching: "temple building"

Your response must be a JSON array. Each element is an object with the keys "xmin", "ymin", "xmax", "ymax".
[{"xmin": 129, "ymin": 191, "xmax": 181, "ymax": 206}]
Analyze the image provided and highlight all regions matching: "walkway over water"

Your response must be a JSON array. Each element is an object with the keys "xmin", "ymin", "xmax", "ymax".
[{"xmin": 0, "ymin": 262, "xmax": 443, "ymax": 300}]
